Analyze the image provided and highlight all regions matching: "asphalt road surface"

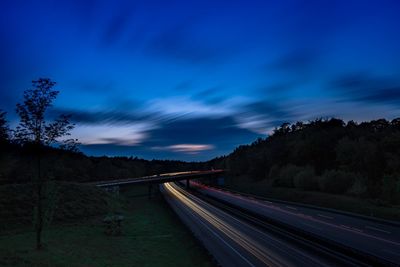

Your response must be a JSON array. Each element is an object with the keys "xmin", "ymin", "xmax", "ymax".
[
  {"xmin": 189, "ymin": 181, "xmax": 400, "ymax": 266},
  {"xmin": 161, "ymin": 182, "xmax": 353, "ymax": 267}
]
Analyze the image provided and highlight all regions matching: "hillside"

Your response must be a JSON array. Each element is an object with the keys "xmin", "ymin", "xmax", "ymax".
[
  {"xmin": 0, "ymin": 182, "xmax": 117, "ymax": 231},
  {"xmin": 210, "ymin": 118, "xmax": 400, "ymax": 206}
]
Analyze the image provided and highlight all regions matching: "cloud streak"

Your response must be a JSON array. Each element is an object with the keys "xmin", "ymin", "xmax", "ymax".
[
  {"xmin": 152, "ymin": 144, "xmax": 214, "ymax": 154},
  {"xmin": 71, "ymin": 123, "xmax": 154, "ymax": 146},
  {"xmin": 332, "ymin": 73, "xmax": 400, "ymax": 105}
]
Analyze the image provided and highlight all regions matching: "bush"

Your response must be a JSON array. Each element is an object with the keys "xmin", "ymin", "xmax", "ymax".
[
  {"xmin": 273, "ymin": 164, "xmax": 302, "ymax": 187},
  {"xmin": 319, "ymin": 170, "xmax": 357, "ymax": 194},
  {"xmin": 347, "ymin": 177, "xmax": 368, "ymax": 197},
  {"xmin": 381, "ymin": 175, "xmax": 400, "ymax": 204},
  {"xmin": 293, "ymin": 166, "xmax": 319, "ymax": 191},
  {"xmin": 268, "ymin": 165, "xmax": 280, "ymax": 180}
]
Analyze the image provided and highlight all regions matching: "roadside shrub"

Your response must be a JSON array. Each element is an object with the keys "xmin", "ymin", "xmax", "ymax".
[
  {"xmin": 268, "ymin": 165, "xmax": 280, "ymax": 180},
  {"xmin": 381, "ymin": 175, "xmax": 400, "ymax": 204},
  {"xmin": 293, "ymin": 166, "xmax": 319, "ymax": 191},
  {"xmin": 347, "ymin": 176, "xmax": 367, "ymax": 197},
  {"xmin": 319, "ymin": 170, "xmax": 356, "ymax": 194},
  {"xmin": 273, "ymin": 164, "xmax": 302, "ymax": 187}
]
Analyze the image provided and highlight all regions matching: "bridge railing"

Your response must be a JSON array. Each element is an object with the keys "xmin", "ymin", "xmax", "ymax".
[{"xmin": 90, "ymin": 170, "xmax": 225, "ymax": 187}]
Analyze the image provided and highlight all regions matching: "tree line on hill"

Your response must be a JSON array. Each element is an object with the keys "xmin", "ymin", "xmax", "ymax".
[
  {"xmin": 0, "ymin": 141, "xmax": 202, "ymax": 184},
  {"xmin": 208, "ymin": 118, "xmax": 400, "ymax": 205}
]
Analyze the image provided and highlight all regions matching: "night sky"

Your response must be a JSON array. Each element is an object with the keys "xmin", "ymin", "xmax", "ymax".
[{"xmin": 1, "ymin": 0, "xmax": 400, "ymax": 161}]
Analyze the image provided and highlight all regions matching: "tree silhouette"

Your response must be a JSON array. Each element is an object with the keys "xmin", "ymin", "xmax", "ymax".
[
  {"xmin": 0, "ymin": 110, "xmax": 9, "ymax": 142},
  {"xmin": 15, "ymin": 78, "xmax": 75, "ymax": 250}
]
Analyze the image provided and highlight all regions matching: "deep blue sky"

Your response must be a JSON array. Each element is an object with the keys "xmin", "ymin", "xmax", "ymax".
[{"xmin": 1, "ymin": 0, "xmax": 400, "ymax": 161}]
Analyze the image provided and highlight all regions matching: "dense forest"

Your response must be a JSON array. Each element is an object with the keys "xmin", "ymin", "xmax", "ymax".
[{"xmin": 210, "ymin": 118, "xmax": 400, "ymax": 205}]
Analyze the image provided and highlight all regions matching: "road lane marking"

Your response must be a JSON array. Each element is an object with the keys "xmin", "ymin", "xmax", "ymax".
[
  {"xmin": 317, "ymin": 214, "xmax": 333, "ymax": 220},
  {"xmin": 301, "ymin": 222, "xmax": 323, "ymax": 231},
  {"xmin": 365, "ymin": 226, "xmax": 391, "ymax": 234},
  {"xmin": 285, "ymin": 206, "xmax": 297, "ymax": 210},
  {"xmin": 340, "ymin": 224, "xmax": 351, "ymax": 229},
  {"xmin": 382, "ymin": 249, "xmax": 400, "ymax": 257},
  {"xmin": 339, "ymin": 224, "xmax": 363, "ymax": 233}
]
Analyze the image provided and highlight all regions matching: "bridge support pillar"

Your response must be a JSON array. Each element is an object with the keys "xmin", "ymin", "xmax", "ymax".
[{"xmin": 186, "ymin": 179, "xmax": 190, "ymax": 189}]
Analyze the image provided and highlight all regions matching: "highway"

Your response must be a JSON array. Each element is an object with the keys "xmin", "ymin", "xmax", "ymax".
[
  {"xmin": 189, "ymin": 181, "xmax": 400, "ymax": 266},
  {"xmin": 161, "ymin": 182, "xmax": 358, "ymax": 267}
]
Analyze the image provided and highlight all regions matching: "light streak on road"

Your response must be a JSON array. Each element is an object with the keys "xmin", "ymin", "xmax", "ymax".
[
  {"xmin": 164, "ymin": 183, "xmax": 285, "ymax": 266},
  {"xmin": 189, "ymin": 181, "xmax": 400, "ymax": 265},
  {"xmin": 190, "ymin": 181, "xmax": 400, "ymax": 246}
]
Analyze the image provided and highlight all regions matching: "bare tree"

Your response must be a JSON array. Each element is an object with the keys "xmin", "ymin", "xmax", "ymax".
[{"xmin": 15, "ymin": 78, "xmax": 76, "ymax": 249}]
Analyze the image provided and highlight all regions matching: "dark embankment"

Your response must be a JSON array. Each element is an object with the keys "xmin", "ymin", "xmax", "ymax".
[{"xmin": 0, "ymin": 182, "xmax": 117, "ymax": 230}]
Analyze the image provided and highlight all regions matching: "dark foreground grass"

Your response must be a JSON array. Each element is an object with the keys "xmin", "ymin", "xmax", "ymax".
[
  {"xmin": 0, "ymin": 184, "xmax": 216, "ymax": 267},
  {"xmin": 0, "ymin": 182, "xmax": 113, "ymax": 231},
  {"xmin": 225, "ymin": 178, "xmax": 400, "ymax": 222}
]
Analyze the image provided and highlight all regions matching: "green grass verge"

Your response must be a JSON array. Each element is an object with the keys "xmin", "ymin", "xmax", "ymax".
[
  {"xmin": 225, "ymin": 178, "xmax": 400, "ymax": 221},
  {"xmin": 0, "ymin": 184, "xmax": 216, "ymax": 267},
  {"xmin": 0, "ymin": 182, "xmax": 112, "ymax": 231}
]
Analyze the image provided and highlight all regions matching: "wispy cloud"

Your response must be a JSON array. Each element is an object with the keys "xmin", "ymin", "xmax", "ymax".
[
  {"xmin": 331, "ymin": 73, "xmax": 400, "ymax": 105},
  {"xmin": 145, "ymin": 96, "xmax": 236, "ymax": 118},
  {"xmin": 71, "ymin": 123, "xmax": 154, "ymax": 146},
  {"xmin": 56, "ymin": 94, "xmax": 296, "ymax": 148},
  {"xmin": 152, "ymin": 144, "xmax": 214, "ymax": 154}
]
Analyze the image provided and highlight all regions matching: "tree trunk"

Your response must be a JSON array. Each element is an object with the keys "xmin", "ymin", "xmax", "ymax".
[{"xmin": 35, "ymin": 143, "xmax": 43, "ymax": 250}]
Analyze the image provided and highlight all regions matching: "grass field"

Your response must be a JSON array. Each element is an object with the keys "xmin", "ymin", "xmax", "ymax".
[
  {"xmin": 0, "ymin": 184, "xmax": 216, "ymax": 267},
  {"xmin": 225, "ymin": 177, "xmax": 400, "ymax": 221}
]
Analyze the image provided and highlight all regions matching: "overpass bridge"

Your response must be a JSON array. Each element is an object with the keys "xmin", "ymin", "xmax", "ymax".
[{"xmin": 91, "ymin": 170, "xmax": 225, "ymax": 197}]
